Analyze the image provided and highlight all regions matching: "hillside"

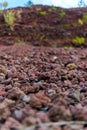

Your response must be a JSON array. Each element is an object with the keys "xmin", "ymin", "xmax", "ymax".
[{"xmin": 0, "ymin": 5, "xmax": 87, "ymax": 47}]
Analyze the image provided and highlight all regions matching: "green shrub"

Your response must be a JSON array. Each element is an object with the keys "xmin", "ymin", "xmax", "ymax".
[
  {"xmin": 83, "ymin": 13, "xmax": 87, "ymax": 23},
  {"xmin": 0, "ymin": 1, "xmax": 8, "ymax": 10},
  {"xmin": 48, "ymin": 6, "xmax": 57, "ymax": 12},
  {"xmin": 77, "ymin": 13, "xmax": 87, "ymax": 25},
  {"xmin": 4, "ymin": 10, "xmax": 16, "ymax": 30},
  {"xmin": 25, "ymin": 0, "xmax": 33, "ymax": 7},
  {"xmin": 4, "ymin": 10, "xmax": 22, "ymax": 30},
  {"xmin": 2, "ymin": 1, "xmax": 8, "ymax": 9},
  {"xmin": 78, "ymin": 18, "xmax": 83, "ymax": 25},
  {"xmin": 39, "ymin": 11, "xmax": 46, "ymax": 15},
  {"xmin": 64, "ymin": 45, "xmax": 73, "ymax": 49},
  {"xmin": 60, "ymin": 10, "xmax": 66, "ymax": 18},
  {"xmin": 36, "ymin": 7, "xmax": 42, "ymax": 11},
  {"xmin": 72, "ymin": 36, "xmax": 85, "ymax": 45},
  {"xmin": 16, "ymin": 39, "xmax": 25, "ymax": 45}
]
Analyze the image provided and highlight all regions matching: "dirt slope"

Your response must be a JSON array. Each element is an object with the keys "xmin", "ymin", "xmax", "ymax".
[{"xmin": 0, "ymin": 5, "xmax": 87, "ymax": 47}]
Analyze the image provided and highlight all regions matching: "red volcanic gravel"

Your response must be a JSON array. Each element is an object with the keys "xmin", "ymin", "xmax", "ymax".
[{"xmin": 0, "ymin": 44, "xmax": 87, "ymax": 130}]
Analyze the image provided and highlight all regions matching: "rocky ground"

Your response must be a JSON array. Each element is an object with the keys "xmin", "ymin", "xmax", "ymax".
[{"xmin": 0, "ymin": 5, "xmax": 87, "ymax": 130}]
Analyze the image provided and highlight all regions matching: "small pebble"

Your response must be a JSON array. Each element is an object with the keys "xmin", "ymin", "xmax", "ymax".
[
  {"xmin": 40, "ymin": 105, "xmax": 49, "ymax": 111},
  {"xmin": 66, "ymin": 63, "xmax": 77, "ymax": 70},
  {"xmin": 47, "ymin": 89, "xmax": 56, "ymax": 96},
  {"xmin": 71, "ymin": 55, "xmax": 78, "ymax": 61},
  {"xmin": 53, "ymin": 56, "xmax": 57, "ymax": 60},
  {"xmin": 14, "ymin": 110, "xmax": 23, "ymax": 120},
  {"xmin": 68, "ymin": 89, "xmax": 80, "ymax": 102},
  {"xmin": 0, "ymin": 96, "xmax": 4, "ymax": 102},
  {"xmin": 0, "ymin": 65, "xmax": 7, "ymax": 75},
  {"xmin": 0, "ymin": 73, "xmax": 5, "ymax": 82},
  {"xmin": 22, "ymin": 95, "xmax": 31, "ymax": 103}
]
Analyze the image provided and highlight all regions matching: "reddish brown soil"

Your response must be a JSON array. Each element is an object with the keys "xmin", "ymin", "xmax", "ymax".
[
  {"xmin": 0, "ymin": 5, "xmax": 87, "ymax": 130},
  {"xmin": 0, "ymin": 5, "xmax": 87, "ymax": 47}
]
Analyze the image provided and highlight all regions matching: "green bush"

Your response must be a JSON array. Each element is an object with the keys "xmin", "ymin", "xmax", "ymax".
[
  {"xmin": 77, "ymin": 14, "xmax": 87, "ymax": 25},
  {"xmin": 4, "ymin": 10, "xmax": 22, "ymax": 30},
  {"xmin": 48, "ymin": 6, "xmax": 57, "ymax": 12},
  {"xmin": 60, "ymin": 10, "xmax": 66, "ymax": 18},
  {"xmin": 25, "ymin": 0, "xmax": 33, "ymax": 7},
  {"xmin": 36, "ymin": 7, "xmax": 42, "ymax": 11},
  {"xmin": 78, "ymin": 18, "xmax": 83, "ymax": 25},
  {"xmin": 2, "ymin": 1, "xmax": 8, "ymax": 9},
  {"xmin": 83, "ymin": 13, "xmax": 87, "ymax": 23},
  {"xmin": 39, "ymin": 11, "xmax": 46, "ymax": 15},
  {"xmin": 0, "ymin": 1, "xmax": 8, "ymax": 10},
  {"xmin": 72, "ymin": 36, "xmax": 85, "ymax": 45},
  {"xmin": 4, "ymin": 10, "xmax": 16, "ymax": 30}
]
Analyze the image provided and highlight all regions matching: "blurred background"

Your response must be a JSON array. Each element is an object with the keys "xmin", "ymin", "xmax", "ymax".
[{"xmin": 0, "ymin": 0, "xmax": 87, "ymax": 9}]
